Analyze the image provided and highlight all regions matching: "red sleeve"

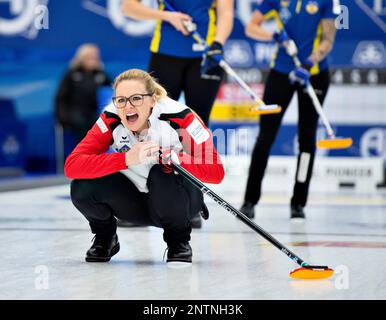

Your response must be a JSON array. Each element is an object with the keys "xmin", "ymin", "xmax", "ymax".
[
  {"xmin": 64, "ymin": 112, "xmax": 127, "ymax": 179},
  {"xmin": 166, "ymin": 110, "xmax": 225, "ymax": 184}
]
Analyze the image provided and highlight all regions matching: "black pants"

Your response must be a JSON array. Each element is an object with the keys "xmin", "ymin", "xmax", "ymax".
[
  {"xmin": 148, "ymin": 53, "xmax": 224, "ymax": 126},
  {"xmin": 70, "ymin": 165, "xmax": 203, "ymax": 245},
  {"xmin": 244, "ymin": 69, "xmax": 330, "ymax": 207}
]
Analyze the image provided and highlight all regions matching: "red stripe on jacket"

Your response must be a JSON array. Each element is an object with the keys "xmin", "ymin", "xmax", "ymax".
[
  {"xmin": 64, "ymin": 110, "xmax": 224, "ymax": 184},
  {"xmin": 64, "ymin": 113, "xmax": 127, "ymax": 179}
]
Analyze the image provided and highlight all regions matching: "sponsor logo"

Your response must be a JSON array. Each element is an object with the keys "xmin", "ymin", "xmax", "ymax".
[
  {"xmin": 201, "ymin": 187, "xmax": 238, "ymax": 217},
  {"xmin": 0, "ymin": 0, "xmax": 49, "ymax": 39},
  {"xmin": 2, "ymin": 135, "xmax": 20, "ymax": 156},
  {"xmin": 325, "ymin": 167, "xmax": 374, "ymax": 178},
  {"xmin": 119, "ymin": 136, "xmax": 130, "ymax": 143},
  {"xmin": 118, "ymin": 144, "xmax": 130, "ymax": 153},
  {"xmin": 254, "ymin": 43, "xmax": 277, "ymax": 65},
  {"xmin": 360, "ymin": 128, "xmax": 386, "ymax": 159},
  {"xmin": 330, "ymin": 68, "xmax": 384, "ymax": 85},
  {"xmin": 186, "ymin": 118, "xmax": 210, "ymax": 145},
  {"xmin": 352, "ymin": 41, "xmax": 386, "ymax": 67},
  {"xmin": 224, "ymin": 40, "xmax": 254, "ymax": 68}
]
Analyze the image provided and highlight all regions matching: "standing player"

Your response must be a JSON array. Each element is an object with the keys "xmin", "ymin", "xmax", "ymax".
[
  {"xmin": 240, "ymin": 0, "xmax": 339, "ymax": 220},
  {"xmin": 122, "ymin": 0, "xmax": 234, "ymax": 228}
]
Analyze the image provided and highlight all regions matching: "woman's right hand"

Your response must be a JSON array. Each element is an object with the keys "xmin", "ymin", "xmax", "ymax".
[
  {"xmin": 125, "ymin": 141, "xmax": 160, "ymax": 167},
  {"xmin": 163, "ymin": 11, "xmax": 192, "ymax": 36}
]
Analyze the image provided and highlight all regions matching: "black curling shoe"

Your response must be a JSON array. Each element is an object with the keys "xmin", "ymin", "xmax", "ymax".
[
  {"xmin": 290, "ymin": 204, "xmax": 306, "ymax": 222},
  {"xmin": 240, "ymin": 202, "xmax": 255, "ymax": 219},
  {"xmin": 166, "ymin": 242, "xmax": 192, "ymax": 266},
  {"xmin": 85, "ymin": 234, "xmax": 120, "ymax": 262}
]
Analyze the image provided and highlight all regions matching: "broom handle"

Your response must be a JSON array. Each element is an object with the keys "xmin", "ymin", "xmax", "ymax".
[
  {"xmin": 292, "ymin": 55, "xmax": 336, "ymax": 138},
  {"xmin": 219, "ymin": 60, "xmax": 265, "ymax": 107},
  {"xmin": 169, "ymin": 160, "xmax": 307, "ymax": 268},
  {"xmin": 305, "ymin": 83, "xmax": 335, "ymax": 138},
  {"xmin": 162, "ymin": 0, "xmax": 268, "ymax": 108}
]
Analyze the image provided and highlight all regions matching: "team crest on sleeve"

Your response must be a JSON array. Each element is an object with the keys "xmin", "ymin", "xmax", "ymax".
[
  {"xmin": 96, "ymin": 117, "xmax": 108, "ymax": 133},
  {"xmin": 280, "ymin": 0, "xmax": 290, "ymax": 7},
  {"xmin": 186, "ymin": 117, "xmax": 210, "ymax": 145},
  {"xmin": 306, "ymin": 1, "xmax": 319, "ymax": 14}
]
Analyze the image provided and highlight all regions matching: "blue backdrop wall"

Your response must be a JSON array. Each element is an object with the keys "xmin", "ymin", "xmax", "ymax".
[{"xmin": 0, "ymin": 0, "xmax": 385, "ymax": 172}]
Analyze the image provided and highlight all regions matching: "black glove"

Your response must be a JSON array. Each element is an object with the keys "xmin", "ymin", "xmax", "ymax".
[
  {"xmin": 200, "ymin": 41, "xmax": 224, "ymax": 81},
  {"xmin": 199, "ymin": 202, "xmax": 209, "ymax": 220}
]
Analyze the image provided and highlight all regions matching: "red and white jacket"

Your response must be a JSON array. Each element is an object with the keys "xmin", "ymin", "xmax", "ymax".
[{"xmin": 64, "ymin": 97, "xmax": 224, "ymax": 192}]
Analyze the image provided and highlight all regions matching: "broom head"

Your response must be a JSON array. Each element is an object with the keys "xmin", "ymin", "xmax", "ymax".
[
  {"xmin": 317, "ymin": 137, "xmax": 353, "ymax": 149},
  {"xmin": 290, "ymin": 265, "xmax": 334, "ymax": 280},
  {"xmin": 250, "ymin": 104, "xmax": 282, "ymax": 115}
]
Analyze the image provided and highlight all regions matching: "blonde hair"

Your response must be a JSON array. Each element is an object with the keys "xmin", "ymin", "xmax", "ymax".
[
  {"xmin": 70, "ymin": 43, "xmax": 102, "ymax": 70},
  {"xmin": 113, "ymin": 69, "xmax": 167, "ymax": 99}
]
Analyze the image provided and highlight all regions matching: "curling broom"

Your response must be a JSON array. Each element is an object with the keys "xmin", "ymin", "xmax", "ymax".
[{"xmin": 161, "ymin": 151, "xmax": 334, "ymax": 280}]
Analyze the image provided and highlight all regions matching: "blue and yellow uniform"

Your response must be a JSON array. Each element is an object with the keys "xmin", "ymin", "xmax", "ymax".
[
  {"xmin": 241, "ymin": 0, "xmax": 340, "ymax": 218},
  {"xmin": 150, "ymin": 0, "xmax": 217, "ymax": 58},
  {"xmin": 255, "ymin": 0, "xmax": 339, "ymax": 75}
]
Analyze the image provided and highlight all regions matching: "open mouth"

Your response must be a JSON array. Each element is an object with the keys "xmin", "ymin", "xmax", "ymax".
[{"xmin": 126, "ymin": 112, "xmax": 139, "ymax": 124}]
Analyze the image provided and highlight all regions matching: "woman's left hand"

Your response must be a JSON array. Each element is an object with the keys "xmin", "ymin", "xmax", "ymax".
[
  {"xmin": 159, "ymin": 149, "xmax": 180, "ymax": 174},
  {"xmin": 125, "ymin": 141, "xmax": 160, "ymax": 166}
]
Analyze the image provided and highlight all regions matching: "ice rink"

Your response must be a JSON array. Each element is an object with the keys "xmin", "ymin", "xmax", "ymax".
[{"xmin": 1, "ymin": 172, "xmax": 385, "ymax": 300}]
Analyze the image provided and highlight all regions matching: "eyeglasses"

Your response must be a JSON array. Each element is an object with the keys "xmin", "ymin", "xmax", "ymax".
[{"xmin": 112, "ymin": 93, "xmax": 154, "ymax": 109}]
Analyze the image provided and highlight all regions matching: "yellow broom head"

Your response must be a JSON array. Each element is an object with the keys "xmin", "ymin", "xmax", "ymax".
[
  {"xmin": 290, "ymin": 266, "xmax": 334, "ymax": 280},
  {"xmin": 317, "ymin": 137, "xmax": 353, "ymax": 149},
  {"xmin": 250, "ymin": 104, "xmax": 282, "ymax": 115}
]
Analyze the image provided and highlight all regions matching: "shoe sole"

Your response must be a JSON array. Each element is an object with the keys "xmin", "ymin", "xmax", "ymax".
[
  {"xmin": 167, "ymin": 261, "xmax": 192, "ymax": 268},
  {"xmin": 85, "ymin": 243, "xmax": 120, "ymax": 262},
  {"xmin": 290, "ymin": 217, "xmax": 305, "ymax": 224},
  {"xmin": 240, "ymin": 210, "xmax": 254, "ymax": 219}
]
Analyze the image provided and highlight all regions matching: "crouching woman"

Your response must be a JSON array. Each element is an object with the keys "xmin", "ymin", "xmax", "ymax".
[{"xmin": 64, "ymin": 69, "xmax": 224, "ymax": 265}]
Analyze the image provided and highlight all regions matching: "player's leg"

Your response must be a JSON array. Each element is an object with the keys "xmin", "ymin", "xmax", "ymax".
[
  {"xmin": 183, "ymin": 58, "xmax": 224, "ymax": 126},
  {"xmin": 240, "ymin": 70, "xmax": 295, "ymax": 218},
  {"xmin": 146, "ymin": 165, "xmax": 203, "ymax": 264},
  {"xmin": 291, "ymin": 69, "xmax": 330, "ymax": 219},
  {"xmin": 181, "ymin": 58, "xmax": 224, "ymax": 228},
  {"xmin": 148, "ymin": 53, "xmax": 185, "ymax": 100},
  {"xmin": 70, "ymin": 172, "xmax": 151, "ymax": 262}
]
